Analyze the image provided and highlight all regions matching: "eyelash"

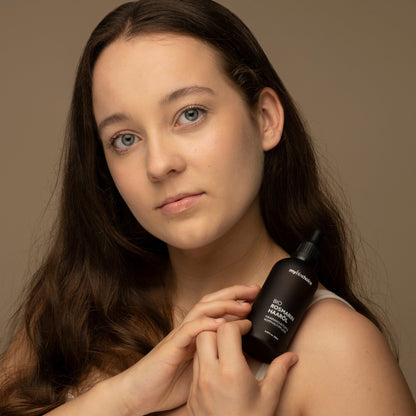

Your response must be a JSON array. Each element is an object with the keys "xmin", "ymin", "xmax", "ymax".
[
  {"xmin": 109, "ymin": 132, "xmax": 140, "ymax": 152},
  {"xmin": 108, "ymin": 104, "xmax": 208, "ymax": 152},
  {"xmin": 175, "ymin": 105, "xmax": 208, "ymax": 127}
]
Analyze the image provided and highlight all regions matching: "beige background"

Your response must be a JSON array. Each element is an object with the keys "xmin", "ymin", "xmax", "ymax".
[{"xmin": 1, "ymin": 0, "xmax": 415, "ymax": 398}]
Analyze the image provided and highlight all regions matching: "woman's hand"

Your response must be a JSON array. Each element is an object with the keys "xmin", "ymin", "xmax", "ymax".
[
  {"xmin": 116, "ymin": 285, "xmax": 261, "ymax": 416},
  {"xmin": 187, "ymin": 319, "xmax": 298, "ymax": 416}
]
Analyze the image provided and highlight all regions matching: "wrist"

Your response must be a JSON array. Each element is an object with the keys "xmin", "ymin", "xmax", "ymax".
[
  {"xmin": 110, "ymin": 363, "xmax": 152, "ymax": 416},
  {"xmin": 53, "ymin": 377, "xmax": 141, "ymax": 416},
  {"xmin": 90, "ymin": 377, "xmax": 136, "ymax": 416}
]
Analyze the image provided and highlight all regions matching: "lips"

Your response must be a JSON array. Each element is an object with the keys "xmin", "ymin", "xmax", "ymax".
[{"xmin": 157, "ymin": 192, "xmax": 204, "ymax": 214}]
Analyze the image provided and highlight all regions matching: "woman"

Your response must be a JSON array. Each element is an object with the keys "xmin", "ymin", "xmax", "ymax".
[{"xmin": 1, "ymin": 0, "xmax": 415, "ymax": 414}]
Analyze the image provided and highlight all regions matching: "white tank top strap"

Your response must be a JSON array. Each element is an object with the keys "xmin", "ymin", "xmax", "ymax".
[
  {"xmin": 309, "ymin": 288, "xmax": 354, "ymax": 309},
  {"xmin": 255, "ymin": 362, "xmax": 269, "ymax": 380},
  {"xmin": 253, "ymin": 289, "xmax": 354, "ymax": 380}
]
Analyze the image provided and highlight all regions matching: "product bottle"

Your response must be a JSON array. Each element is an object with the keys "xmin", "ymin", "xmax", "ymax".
[{"xmin": 242, "ymin": 229, "xmax": 323, "ymax": 362}]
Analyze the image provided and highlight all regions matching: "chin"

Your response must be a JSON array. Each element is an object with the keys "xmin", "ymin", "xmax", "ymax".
[
  {"xmin": 165, "ymin": 236, "xmax": 215, "ymax": 251},
  {"xmin": 162, "ymin": 227, "xmax": 224, "ymax": 252}
]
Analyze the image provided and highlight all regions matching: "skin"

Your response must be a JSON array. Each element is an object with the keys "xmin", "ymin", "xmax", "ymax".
[
  {"xmin": 93, "ymin": 33, "xmax": 416, "ymax": 415},
  {"xmin": 7, "ymin": 33, "xmax": 414, "ymax": 415},
  {"xmin": 93, "ymin": 34, "xmax": 280, "ymax": 252}
]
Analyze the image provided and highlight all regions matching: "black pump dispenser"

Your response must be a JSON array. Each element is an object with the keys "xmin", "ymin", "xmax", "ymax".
[
  {"xmin": 242, "ymin": 230, "xmax": 323, "ymax": 363},
  {"xmin": 292, "ymin": 229, "xmax": 323, "ymax": 265}
]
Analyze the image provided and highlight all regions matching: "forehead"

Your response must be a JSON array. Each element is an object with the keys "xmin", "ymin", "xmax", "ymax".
[
  {"xmin": 92, "ymin": 33, "xmax": 229, "ymax": 104},
  {"xmin": 96, "ymin": 32, "xmax": 221, "ymax": 66}
]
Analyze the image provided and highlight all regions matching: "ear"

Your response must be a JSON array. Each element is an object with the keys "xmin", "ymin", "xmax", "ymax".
[{"xmin": 256, "ymin": 87, "xmax": 284, "ymax": 151}]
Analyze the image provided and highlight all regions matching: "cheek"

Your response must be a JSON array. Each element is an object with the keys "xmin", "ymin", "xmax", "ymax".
[
  {"xmin": 226, "ymin": 126, "xmax": 265, "ymax": 191},
  {"xmin": 232, "ymin": 148, "xmax": 264, "ymax": 204},
  {"xmin": 106, "ymin": 158, "xmax": 149, "ymax": 212},
  {"xmin": 205, "ymin": 118, "xmax": 263, "ymax": 170}
]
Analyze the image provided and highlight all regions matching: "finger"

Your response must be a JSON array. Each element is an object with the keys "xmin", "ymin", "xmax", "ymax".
[
  {"xmin": 217, "ymin": 320, "xmax": 252, "ymax": 367},
  {"xmin": 261, "ymin": 352, "xmax": 298, "ymax": 403},
  {"xmin": 172, "ymin": 317, "xmax": 225, "ymax": 350},
  {"xmin": 183, "ymin": 299, "xmax": 252, "ymax": 323},
  {"xmin": 189, "ymin": 351, "xmax": 200, "ymax": 416},
  {"xmin": 196, "ymin": 331, "xmax": 218, "ymax": 364},
  {"xmin": 220, "ymin": 312, "xmax": 252, "ymax": 323},
  {"xmin": 193, "ymin": 348, "xmax": 200, "ymax": 384},
  {"xmin": 199, "ymin": 284, "xmax": 260, "ymax": 303}
]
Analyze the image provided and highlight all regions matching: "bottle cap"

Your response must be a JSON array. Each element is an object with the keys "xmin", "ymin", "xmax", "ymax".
[{"xmin": 292, "ymin": 229, "xmax": 324, "ymax": 266}]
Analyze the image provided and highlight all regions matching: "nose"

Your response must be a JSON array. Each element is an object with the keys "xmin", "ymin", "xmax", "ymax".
[{"xmin": 145, "ymin": 134, "xmax": 186, "ymax": 182}]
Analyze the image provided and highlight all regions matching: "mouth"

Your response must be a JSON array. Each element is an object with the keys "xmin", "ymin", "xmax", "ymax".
[{"xmin": 157, "ymin": 192, "xmax": 204, "ymax": 214}]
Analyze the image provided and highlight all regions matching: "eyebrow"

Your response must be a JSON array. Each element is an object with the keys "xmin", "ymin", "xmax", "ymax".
[
  {"xmin": 97, "ymin": 85, "xmax": 215, "ymax": 135},
  {"xmin": 160, "ymin": 85, "xmax": 215, "ymax": 105},
  {"xmin": 97, "ymin": 113, "xmax": 130, "ymax": 136}
]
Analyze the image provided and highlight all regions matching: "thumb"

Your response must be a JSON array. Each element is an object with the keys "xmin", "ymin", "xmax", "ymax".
[{"xmin": 261, "ymin": 352, "xmax": 298, "ymax": 402}]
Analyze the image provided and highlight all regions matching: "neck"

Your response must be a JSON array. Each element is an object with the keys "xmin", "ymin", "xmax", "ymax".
[{"xmin": 168, "ymin": 204, "xmax": 288, "ymax": 314}]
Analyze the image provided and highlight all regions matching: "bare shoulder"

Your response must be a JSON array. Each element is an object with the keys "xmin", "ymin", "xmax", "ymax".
[{"xmin": 276, "ymin": 298, "xmax": 416, "ymax": 415}]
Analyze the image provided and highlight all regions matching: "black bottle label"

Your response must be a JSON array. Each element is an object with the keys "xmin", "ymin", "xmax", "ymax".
[{"xmin": 243, "ymin": 259, "xmax": 318, "ymax": 362}]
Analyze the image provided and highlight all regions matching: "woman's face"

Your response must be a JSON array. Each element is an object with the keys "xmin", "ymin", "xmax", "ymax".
[{"xmin": 92, "ymin": 33, "xmax": 272, "ymax": 250}]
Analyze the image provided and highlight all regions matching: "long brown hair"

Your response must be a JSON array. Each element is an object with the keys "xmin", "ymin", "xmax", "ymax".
[{"xmin": 0, "ymin": 0, "xmax": 386, "ymax": 414}]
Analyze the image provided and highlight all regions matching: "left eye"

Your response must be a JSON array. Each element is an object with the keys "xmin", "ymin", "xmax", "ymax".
[{"xmin": 177, "ymin": 107, "xmax": 204, "ymax": 125}]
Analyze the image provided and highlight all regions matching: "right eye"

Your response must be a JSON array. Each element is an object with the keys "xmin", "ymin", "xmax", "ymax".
[{"xmin": 112, "ymin": 133, "xmax": 140, "ymax": 150}]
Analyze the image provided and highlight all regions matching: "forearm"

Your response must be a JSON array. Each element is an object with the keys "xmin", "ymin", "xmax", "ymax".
[{"xmin": 43, "ymin": 375, "xmax": 146, "ymax": 416}]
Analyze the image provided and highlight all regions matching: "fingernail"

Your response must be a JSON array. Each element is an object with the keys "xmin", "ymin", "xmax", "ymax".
[{"xmin": 215, "ymin": 318, "xmax": 225, "ymax": 323}]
